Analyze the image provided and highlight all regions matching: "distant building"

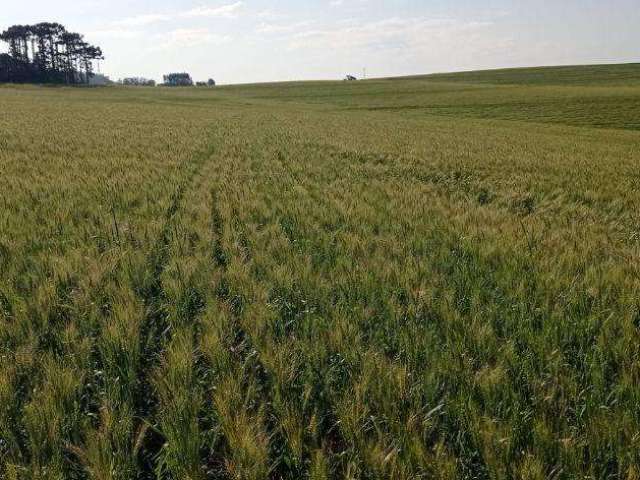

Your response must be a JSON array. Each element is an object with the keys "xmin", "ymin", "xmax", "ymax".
[
  {"xmin": 344, "ymin": 75, "xmax": 357, "ymax": 81},
  {"xmin": 89, "ymin": 74, "xmax": 113, "ymax": 86}
]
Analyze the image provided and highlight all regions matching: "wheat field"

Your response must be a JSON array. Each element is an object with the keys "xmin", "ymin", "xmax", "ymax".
[{"xmin": 1, "ymin": 64, "xmax": 640, "ymax": 479}]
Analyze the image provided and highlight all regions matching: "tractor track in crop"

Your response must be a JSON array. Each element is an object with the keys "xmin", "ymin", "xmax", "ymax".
[{"xmin": 131, "ymin": 143, "xmax": 214, "ymax": 478}]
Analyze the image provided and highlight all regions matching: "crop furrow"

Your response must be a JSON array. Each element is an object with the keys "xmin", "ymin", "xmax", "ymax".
[{"xmin": 84, "ymin": 142, "xmax": 211, "ymax": 478}]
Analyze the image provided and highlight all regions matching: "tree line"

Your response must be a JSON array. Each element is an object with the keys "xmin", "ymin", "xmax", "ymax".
[
  {"xmin": 118, "ymin": 75, "xmax": 216, "ymax": 87},
  {"xmin": 120, "ymin": 77, "xmax": 156, "ymax": 87},
  {"xmin": 163, "ymin": 73, "xmax": 194, "ymax": 86},
  {"xmin": 0, "ymin": 23, "xmax": 103, "ymax": 84}
]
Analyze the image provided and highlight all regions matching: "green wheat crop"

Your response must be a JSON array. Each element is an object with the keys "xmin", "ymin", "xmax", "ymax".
[{"xmin": 1, "ymin": 63, "xmax": 640, "ymax": 479}]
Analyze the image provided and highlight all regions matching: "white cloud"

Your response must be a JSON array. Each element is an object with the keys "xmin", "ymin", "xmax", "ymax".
[
  {"xmin": 329, "ymin": 0, "xmax": 369, "ymax": 7},
  {"xmin": 257, "ymin": 20, "xmax": 313, "ymax": 35},
  {"xmin": 181, "ymin": 2, "xmax": 244, "ymax": 19},
  {"xmin": 113, "ymin": 2, "xmax": 244, "ymax": 28},
  {"xmin": 287, "ymin": 16, "xmax": 495, "ymax": 53},
  {"xmin": 256, "ymin": 9, "xmax": 287, "ymax": 20},
  {"xmin": 88, "ymin": 28, "xmax": 143, "ymax": 39},
  {"xmin": 115, "ymin": 13, "xmax": 172, "ymax": 27},
  {"xmin": 155, "ymin": 28, "xmax": 231, "ymax": 49}
]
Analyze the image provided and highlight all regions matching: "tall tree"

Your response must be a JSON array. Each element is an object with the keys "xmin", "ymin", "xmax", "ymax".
[
  {"xmin": 0, "ymin": 26, "xmax": 22, "ymax": 61},
  {"xmin": 79, "ymin": 44, "xmax": 103, "ymax": 83},
  {"xmin": 0, "ymin": 22, "xmax": 103, "ymax": 84}
]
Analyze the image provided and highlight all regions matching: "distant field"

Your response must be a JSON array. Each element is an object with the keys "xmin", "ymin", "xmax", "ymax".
[
  {"xmin": 1, "ymin": 64, "xmax": 640, "ymax": 479},
  {"xmin": 217, "ymin": 63, "xmax": 640, "ymax": 130},
  {"xmin": 402, "ymin": 63, "xmax": 640, "ymax": 86}
]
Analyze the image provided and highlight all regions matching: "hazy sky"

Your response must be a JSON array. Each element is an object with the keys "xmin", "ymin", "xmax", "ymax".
[{"xmin": 1, "ymin": 0, "xmax": 638, "ymax": 84}]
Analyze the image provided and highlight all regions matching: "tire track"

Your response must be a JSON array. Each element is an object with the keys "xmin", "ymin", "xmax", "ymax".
[{"xmin": 123, "ymin": 143, "xmax": 214, "ymax": 478}]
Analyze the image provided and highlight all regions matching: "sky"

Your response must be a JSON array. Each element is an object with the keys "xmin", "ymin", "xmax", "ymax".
[{"xmin": 1, "ymin": 0, "xmax": 638, "ymax": 84}]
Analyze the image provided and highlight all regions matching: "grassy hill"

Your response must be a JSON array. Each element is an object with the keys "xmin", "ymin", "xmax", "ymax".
[
  {"xmin": 398, "ymin": 62, "xmax": 640, "ymax": 85},
  {"xmin": 1, "ymin": 64, "xmax": 639, "ymax": 479},
  {"xmin": 214, "ymin": 63, "xmax": 640, "ymax": 130}
]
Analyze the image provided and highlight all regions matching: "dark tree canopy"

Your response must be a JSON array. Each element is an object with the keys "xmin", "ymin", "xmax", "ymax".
[
  {"xmin": 163, "ymin": 73, "xmax": 193, "ymax": 87},
  {"xmin": 121, "ymin": 77, "xmax": 155, "ymax": 87},
  {"xmin": 0, "ymin": 22, "xmax": 103, "ymax": 84}
]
